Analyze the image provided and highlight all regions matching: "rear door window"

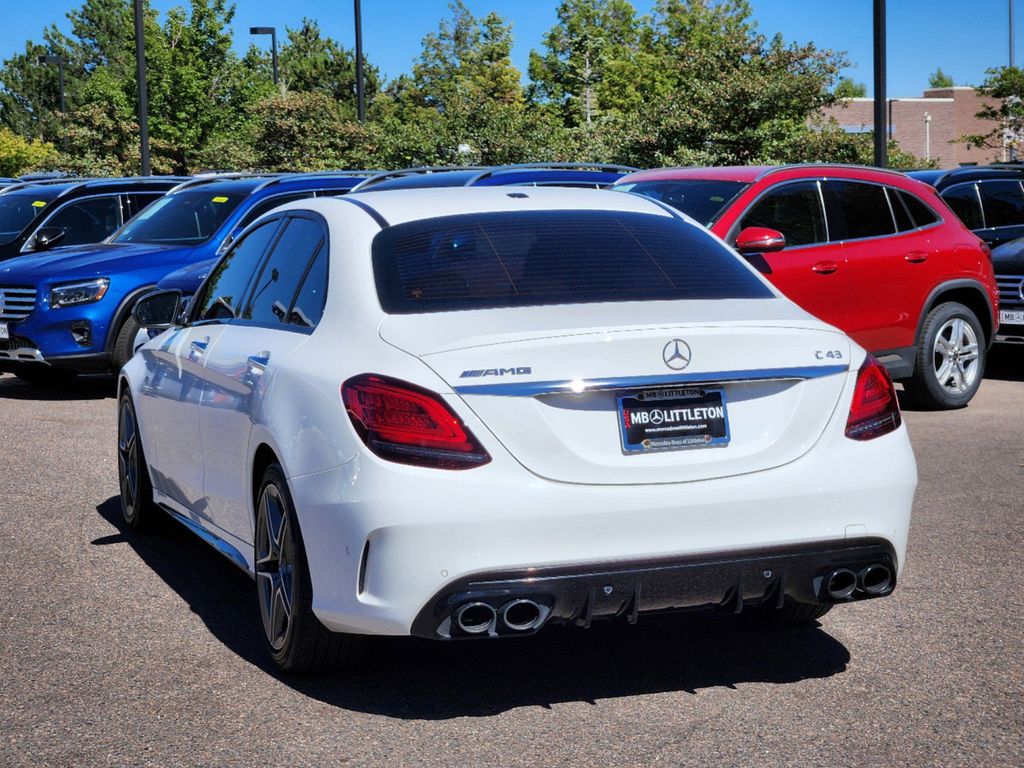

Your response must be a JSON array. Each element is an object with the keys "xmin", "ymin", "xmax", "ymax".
[
  {"xmin": 978, "ymin": 180, "xmax": 1024, "ymax": 228},
  {"xmin": 887, "ymin": 188, "xmax": 915, "ymax": 232},
  {"xmin": 941, "ymin": 184, "xmax": 985, "ymax": 230},
  {"xmin": 373, "ymin": 210, "xmax": 772, "ymax": 314},
  {"xmin": 738, "ymin": 181, "xmax": 827, "ymax": 246},
  {"xmin": 825, "ymin": 181, "xmax": 896, "ymax": 240},
  {"xmin": 898, "ymin": 190, "xmax": 940, "ymax": 228}
]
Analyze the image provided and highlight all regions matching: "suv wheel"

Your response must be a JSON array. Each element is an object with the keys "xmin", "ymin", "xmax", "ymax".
[
  {"xmin": 255, "ymin": 463, "xmax": 358, "ymax": 674},
  {"xmin": 111, "ymin": 315, "xmax": 143, "ymax": 371},
  {"xmin": 904, "ymin": 302, "xmax": 986, "ymax": 410}
]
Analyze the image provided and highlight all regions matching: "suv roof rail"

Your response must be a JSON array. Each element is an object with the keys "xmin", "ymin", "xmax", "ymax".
[
  {"xmin": 349, "ymin": 166, "xmax": 489, "ymax": 192},
  {"xmin": 253, "ymin": 170, "xmax": 381, "ymax": 192},
  {"xmin": 167, "ymin": 172, "xmax": 284, "ymax": 194},
  {"xmin": 0, "ymin": 177, "xmax": 93, "ymax": 194},
  {"xmin": 464, "ymin": 162, "xmax": 639, "ymax": 186},
  {"xmin": 756, "ymin": 163, "xmax": 910, "ymax": 181}
]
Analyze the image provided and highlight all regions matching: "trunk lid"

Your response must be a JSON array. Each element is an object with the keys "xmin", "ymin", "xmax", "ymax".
[{"xmin": 380, "ymin": 302, "xmax": 852, "ymax": 485}]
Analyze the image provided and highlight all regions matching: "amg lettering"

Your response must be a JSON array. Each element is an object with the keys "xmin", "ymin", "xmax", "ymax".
[{"xmin": 459, "ymin": 366, "xmax": 533, "ymax": 378}]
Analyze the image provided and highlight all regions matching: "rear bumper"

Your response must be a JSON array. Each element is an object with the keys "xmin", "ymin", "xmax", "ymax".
[{"xmin": 410, "ymin": 538, "xmax": 897, "ymax": 639}]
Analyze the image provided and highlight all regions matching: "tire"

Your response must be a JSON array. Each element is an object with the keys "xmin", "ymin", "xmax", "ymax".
[
  {"xmin": 118, "ymin": 391, "xmax": 157, "ymax": 531},
  {"xmin": 760, "ymin": 598, "xmax": 833, "ymax": 626},
  {"xmin": 255, "ymin": 463, "xmax": 357, "ymax": 674},
  {"xmin": 14, "ymin": 366, "xmax": 78, "ymax": 387},
  {"xmin": 903, "ymin": 302, "xmax": 986, "ymax": 410},
  {"xmin": 111, "ymin": 315, "xmax": 143, "ymax": 372}
]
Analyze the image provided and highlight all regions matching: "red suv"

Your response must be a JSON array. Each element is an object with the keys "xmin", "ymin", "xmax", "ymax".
[{"xmin": 613, "ymin": 165, "xmax": 1000, "ymax": 409}]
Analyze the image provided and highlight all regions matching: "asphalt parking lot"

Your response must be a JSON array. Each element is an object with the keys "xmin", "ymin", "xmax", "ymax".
[{"xmin": 1, "ymin": 350, "xmax": 1021, "ymax": 768}]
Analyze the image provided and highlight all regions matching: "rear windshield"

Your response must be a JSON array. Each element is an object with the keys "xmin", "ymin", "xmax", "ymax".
[
  {"xmin": 112, "ymin": 189, "xmax": 245, "ymax": 246},
  {"xmin": 0, "ymin": 189, "xmax": 62, "ymax": 244},
  {"xmin": 612, "ymin": 180, "xmax": 747, "ymax": 225},
  {"xmin": 372, "ymin": 210, "xmax": 772, "ymax": 314}
]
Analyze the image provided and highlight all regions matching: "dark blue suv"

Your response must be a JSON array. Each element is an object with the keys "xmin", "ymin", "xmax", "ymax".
[{"xmin": 0, "ymin": 172, "xmax": 371, "ymax": 384}]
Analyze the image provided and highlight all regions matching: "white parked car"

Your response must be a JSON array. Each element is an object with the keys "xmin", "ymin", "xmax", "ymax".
[{"xmin": 120, "ymin": 188, "xmax": 916, "ymax": 673}]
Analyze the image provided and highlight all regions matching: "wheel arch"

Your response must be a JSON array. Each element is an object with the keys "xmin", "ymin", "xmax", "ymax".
[
  {"xmin": 103, "ymin": 283, "xmax": 157, "ymax": 357},
  {"xmin": 916, "ymin": 279, "xmax": 994, "ymax": 349},
  {"xmin": 251, "ymin": 442, "xmax": 282, "ymax": 518}
]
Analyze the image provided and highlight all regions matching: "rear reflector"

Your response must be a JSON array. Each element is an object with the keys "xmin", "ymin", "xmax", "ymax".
[
  {"xmin": 342, "ymin": 374, "xmax": 491, "ymax": 469},
  {"xmin": 845, "ymin": 356, "xmax": 902, "ymax": 440}
]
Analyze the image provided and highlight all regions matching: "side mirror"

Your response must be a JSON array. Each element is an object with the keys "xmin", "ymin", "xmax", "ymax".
[
  {"xmin": 735, "ymin": 226, "xmax": 786, "ymax": 254},
  {"xmin": 32, "ymin": 226, "xmax": 66, "ymax": 251},
  {"xmin": 133, "ymin": 289, "xmax": 182, "ymax": 330}
]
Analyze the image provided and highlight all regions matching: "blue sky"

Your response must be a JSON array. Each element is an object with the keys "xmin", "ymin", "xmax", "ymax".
[{"xmin": 3, "ymin": 1, "xmax": 1011, "ymax": 95}]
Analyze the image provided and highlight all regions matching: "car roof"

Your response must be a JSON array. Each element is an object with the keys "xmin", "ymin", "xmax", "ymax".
[
  {"xmin": 297, "ymin": 186, "xmax": 677, "ymax": 229},
  {"xmin": 351, "ymin": 163, "xmax": 639, "ymax": 192},
  {"xmin": 0, "ymin": 176, "xmax": 188, "ymax": 198},
  {"xmin": 617, "ymin": 163, "xmax": 911, "ymax": 186},
  {"xmin": 907, "ymin": 164, "xmax": 1024, "ymax": 190},
  {"xmin": 167, "ymin": 171, "xmax": 376, "ymax": 197}
]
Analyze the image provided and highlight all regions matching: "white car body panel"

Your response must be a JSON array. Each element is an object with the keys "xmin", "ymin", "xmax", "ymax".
[{"xmin": 122, "ymin": 187, "xmax": 917, "ymax": 639}]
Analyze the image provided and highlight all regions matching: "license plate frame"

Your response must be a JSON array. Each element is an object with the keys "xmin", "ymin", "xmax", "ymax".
[
  {"xmin": 1000, "ymin": 309, "xmax": 1024, "ymax": 326},
  {"xmin": 617, "ymin": 386, "xmax": 730, "ymax": 454},
  {"xmin": 0, "ymin": 322, "xmax": 8, "ymax": 341}
]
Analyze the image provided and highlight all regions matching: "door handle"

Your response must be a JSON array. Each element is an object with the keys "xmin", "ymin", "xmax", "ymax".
[
  {"xmin": 189, "ymin": 338, "xmax": 209, "ymax": 358},
  {"xmin": 905, "ymin": 250, "xmax": 928, "ymax": 263},
  {"xmin": 811, "ymin": 261, "xmax": 839, "ymax": 275},
  {"xmin": 247, "ymin": 353, "xmax": 270, "ymax": 374}
]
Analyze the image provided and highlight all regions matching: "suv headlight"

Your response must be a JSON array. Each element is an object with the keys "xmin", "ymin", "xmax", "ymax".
[{"xmin": 51, "ymin": 278, "xmax": 110, "ymax": 308}]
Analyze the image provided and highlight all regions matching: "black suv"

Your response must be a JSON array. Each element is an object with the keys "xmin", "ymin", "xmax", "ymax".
[
  {"xmin": 0, "ymin": 176, "xmax": 186, "ymax": 259},
  {"xmin": 909, "ymin": 165, "xmax": 1024, "ymax": 247},
  {"xmin": 988, "ymin": 237, "xmax": 1024, "ymax": 344}
]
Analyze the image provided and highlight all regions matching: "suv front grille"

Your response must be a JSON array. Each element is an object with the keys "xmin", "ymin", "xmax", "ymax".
[{"xmin": 0, "ymin": 286, "xmax": 37, "ymax": 320}]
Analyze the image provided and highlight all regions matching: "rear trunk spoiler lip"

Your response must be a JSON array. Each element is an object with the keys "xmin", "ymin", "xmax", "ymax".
[{"xmin": 453, "ymin": 365, "xmax": 850, "ymax": 397}]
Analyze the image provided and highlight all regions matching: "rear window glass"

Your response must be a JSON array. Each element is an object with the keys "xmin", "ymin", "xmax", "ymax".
[
  {"xmin": 372, "ymin": 210, "xmax": 773, "ymax": 314},
  {"xmin": 612, "ymin": 180, "xmax": 747, "ymax": 225},
  {"xmin": 979, "ymin": 180, "xmax": 1024, "ymax": 228},
  {"xmin": 898, "ymin": 190, "xmax": 940, "ymax": 227}
]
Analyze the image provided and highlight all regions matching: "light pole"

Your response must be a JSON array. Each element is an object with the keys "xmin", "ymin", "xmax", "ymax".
[
  {"xmin": 873, "ymin": 0, "xmax": 887, "ymax": 167},
  {"xmin": 36, "ymin": 54, "xmax": 65, "ymax": 115},
  {"xmin": 134, "ymin": 0, "xmax": 150, "ymax": 175},
  {"xmin": 250, "ymin": 27, "xmax": 279, "ymax": 86},
  {"xmin": 1011, "ymin": 0, "xmax": 1016, "ymax": 68},
  {"xmin": 354, "ymin": 0, "xmax": 365, "ymax": 122},
  {"xmin": 924, "ymin": 112, "xmax": 932, "ymax": 162}
]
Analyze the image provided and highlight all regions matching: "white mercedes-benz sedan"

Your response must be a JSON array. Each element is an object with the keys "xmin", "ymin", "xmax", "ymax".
[{"xmin": 120, "ymin": 187, "xmax": 916, "ymax": 673}]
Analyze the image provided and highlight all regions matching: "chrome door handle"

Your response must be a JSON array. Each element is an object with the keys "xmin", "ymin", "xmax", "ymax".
[
  {"xmin": 247, "ymin": 353, "xmax": 270, "ymax": 374},
  {"xmin": 189, "ymin": 338, "xmax": 209, "ymax": 358}
]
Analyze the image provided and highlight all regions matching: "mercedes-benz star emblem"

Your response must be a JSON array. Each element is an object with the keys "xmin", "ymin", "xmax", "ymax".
[{"xmin": 662, "ymin": 339, "xmax": 691, "ymax": 371}]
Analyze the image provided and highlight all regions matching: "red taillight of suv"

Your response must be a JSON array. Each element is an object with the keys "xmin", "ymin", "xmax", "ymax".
[
  {"xmin": 342, "ymin": 374, "xmax": 491, "ymax": 469},
  {"xmin": 845, "ymin": 357, "xmax": 902, "ymax": 440}
]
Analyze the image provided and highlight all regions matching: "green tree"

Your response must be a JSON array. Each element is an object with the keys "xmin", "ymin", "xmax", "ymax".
[
  {"xmin": 251, "ymin": 91, "xmax": 370, "ymax": 170},
  {"xmin": 835, "ymin": 76, "xmax": 867, "ymax": 98},
  {"xmin": 959, "ymin": 66, "xmax": 1023, "ymax": 156},
  {"xmin": 279, "ymin": 18, "xmax": 380, "ymax": 117},
  {"xmin": 928, "ymin": 67, "xmax": 954, "ymax": 88},
  {"xmin": 0, "ymin": 126, "xmax": 56, "ymax": 175}
]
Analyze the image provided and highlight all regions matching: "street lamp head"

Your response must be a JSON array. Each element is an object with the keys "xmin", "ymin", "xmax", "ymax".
[
  {"xmin": 37, "ymin": 54, "xmax": 61, "ymax": 65},
  {"xmin": 249, "ymin": 27, "xmax": 275, "ymax": 35}
]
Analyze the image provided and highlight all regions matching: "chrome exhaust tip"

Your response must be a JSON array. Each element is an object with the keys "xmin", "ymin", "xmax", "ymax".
[
  {"xmin": 453, "ymin": 602, "xmax": 496, "ymax": 635},
  {"xmin": 499, "ymin": 599, "xmax": 542, "ymax": 632},
  {"xmin": 825, "ymin": 568, "xmax": 857, "ymax": 600},
  {"xmin": 858, "ymin": 564, "xmax": 892, "ymax": 595}
]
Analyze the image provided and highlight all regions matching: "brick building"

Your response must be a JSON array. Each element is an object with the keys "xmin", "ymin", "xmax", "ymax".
[{"xmin": 819, "ymin": 86, "xmax": 1004, "ymax": 168}]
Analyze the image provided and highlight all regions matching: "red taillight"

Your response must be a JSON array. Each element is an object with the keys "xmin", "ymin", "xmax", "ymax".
[
  {"xmin": 845, "ymin": 357, "xmax": 902, "ymax": 441},
  {"xmin": 342, "ymin": 374, "xmax": 491, "ymax": 469}
]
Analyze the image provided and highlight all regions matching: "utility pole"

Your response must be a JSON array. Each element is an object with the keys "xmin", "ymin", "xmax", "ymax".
[
  {"xmin": 1012, "ymin": 0, "xmax": 1016, "ymax": 67},
  {"xmin": 354, "ymin": 0, "xmax": 365, "ymax": 122},
  {"xmin": 134, "ymin": 0, "xmax": 151, "ymax": 176},
  {"xmin": 37, "ymin": 54, "xmax": 67, "ymax": 149},
  {"xmin": 249, "ymin": 27, "xmax": 279, "ymax": 85},
  {"xmin": 873, "ymin": 0, "xmax": 887, "ymax": 168}
]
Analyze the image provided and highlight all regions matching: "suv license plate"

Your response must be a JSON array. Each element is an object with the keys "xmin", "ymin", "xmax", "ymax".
[
  {"xmin": 0, "ymin": 323, "xmax": 8, "ymax": 340},
  {"xmin": 1000, "ymin": 309, "xmax": 1024, "ymax": 325},
  {"xmin": 618, "ymin": 387, "xmax": 730, "ymax": 453}
]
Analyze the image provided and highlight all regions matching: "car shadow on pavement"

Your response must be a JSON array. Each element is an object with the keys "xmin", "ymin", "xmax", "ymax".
[
  {"xmin": 984, "ymin": 346, "xmax": 1024, "ymax": 383},
  {"xmin": 95, "ymin": 496, "xmax": 851, "ymax": 720},
  {"xmin": 0, "ymin": 373, "xmax": 116, "ymax": 400}
]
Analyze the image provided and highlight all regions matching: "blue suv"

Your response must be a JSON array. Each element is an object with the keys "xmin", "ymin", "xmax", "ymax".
[{"xmin": 0, "ymin": 172, "xmax": 371, "ymax": 384}]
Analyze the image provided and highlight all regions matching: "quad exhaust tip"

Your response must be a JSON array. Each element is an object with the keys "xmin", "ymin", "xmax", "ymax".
[
  {"xmin": 500, "ymin": 599, "xmax": 543, "ymax": 632},
  {"xmin": 825, "ymin": 568, "xmax": 858, "ymax": 600},
  {"xmin": 453, "ymin": 602, "xmax": 496, "ymax": 635},
  {"xmin": 858, "ymin": 564, "xmax": 892, "ymax": 595}
]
